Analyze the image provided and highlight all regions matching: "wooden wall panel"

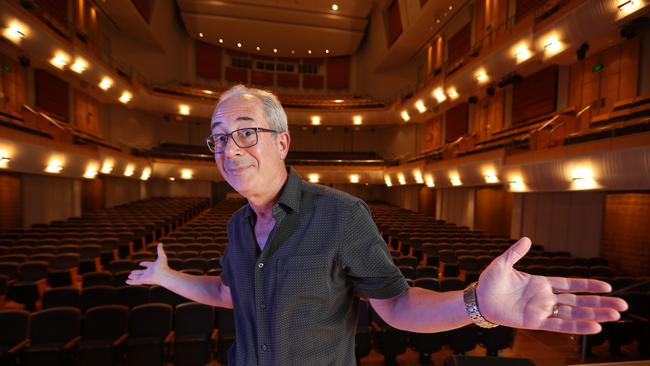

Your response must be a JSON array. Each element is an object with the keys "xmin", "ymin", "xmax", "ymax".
[
  {"xmin": 35, "ymin": 69, "xmax": 70, "ymax": 121},
  {"xmin": 225, "ymin": 67, "xmax": 248, "ymax": 83},
  {"xmin": 512, "ymin": 65, "xmax": 557, "ymax": 124},
  {"xmin": 195, "ymin": 41, "xmax": 221, "ymax": 80},
  {"xmin": 35, "ymin": 0, "xmax": 69, "ymax": 27},
  {"xmin": 474, "ymin": 90, "xmax": 505, "ymax": 141},
  {"xmin": 81, "ymin": 177, "xmax": 104, "ymax": 213},
  {"xmin": 326, "ymin": 57, "xmax": 350, "ymax": 90},
  {"xmin": 419, "ymin": 186, "xmax": 436, "ymax": 217},
  {"xmin": 447, "ymin": 23, "xmax": 471, "ymax": 66},
  {"xmin": 602, "ymin": 193, "xmax": 650, "ymax": 276},
  {"xmin": 475, "ymin": 187, "xmax": 512, "ymax": 236},
  {"xmin": 74, "ymin": 91, "xmax": 101, "ymax": 136},
  {"xmin": 386, "ymin": 0, "xmax": 403, "ymax": 47},
  {"xmin": 515, "ymin": 0, "xmax": 538, "ymax": 22},
  {"xmin": 0, "ymin": 174, "xmax": 22, "ymax": 234},
  {"xmin": 0, "ymin": 53, "xmax": 27, "ymax": 117},
  {"xmin": 445, "ymin": 102, "xmax": 469, "ymax": 142},
  {"xmin": 251, "ymin": 70, "xmax": 273, "ymax": 86},
  {"xmin": 277, "ymin": 73, "xmax": 299, "ymax": 88},
  {"xmin": 302, "ymin": 74, "xmax": 324, "ymax": 89},
  {"xmin": 422, "ymin": 114, "xmax": 442, "ymax": 151}
]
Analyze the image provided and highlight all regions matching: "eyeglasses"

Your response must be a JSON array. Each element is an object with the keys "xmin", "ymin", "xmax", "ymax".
[{"xmin": 205, "ymin": 127, "xmax": 278, "ymax": 153}]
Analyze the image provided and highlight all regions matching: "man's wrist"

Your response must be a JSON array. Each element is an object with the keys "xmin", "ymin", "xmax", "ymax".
[{"xmin": 463, "ymin": 281, "xmax": 499, "ymax": 328}]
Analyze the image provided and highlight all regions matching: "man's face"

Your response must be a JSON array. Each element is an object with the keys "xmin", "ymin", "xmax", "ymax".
[{"xmin": 210, "ymin": 94, "xmax": 289, "ymax": 198}]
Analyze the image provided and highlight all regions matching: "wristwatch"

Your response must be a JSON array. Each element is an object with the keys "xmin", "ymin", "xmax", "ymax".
[{"xmin": 463, "ymin": 281, "xmax": 499, "ymax": 328}]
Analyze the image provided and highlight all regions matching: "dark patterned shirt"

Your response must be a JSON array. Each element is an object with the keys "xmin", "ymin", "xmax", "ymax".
[{"xmin": 220, "ymin": 167, "xmax": 409, "ymax": 365}]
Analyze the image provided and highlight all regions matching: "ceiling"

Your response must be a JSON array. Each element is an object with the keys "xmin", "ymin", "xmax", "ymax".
[{"xmin": 176, "ymin": 0, "xmax": 375, "ymax": 57}]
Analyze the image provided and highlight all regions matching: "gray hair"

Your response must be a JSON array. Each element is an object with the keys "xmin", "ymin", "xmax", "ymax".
[{"xmin": 217, "ymin": 85, "xmax": 289, "ymax": 133}]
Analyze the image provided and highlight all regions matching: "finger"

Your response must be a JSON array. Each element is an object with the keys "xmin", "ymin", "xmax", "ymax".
[
  {"xmin": 548, "ymin": 277, "xmax": 612, "ymax": 293},
  {"xmin": 538, "ymin": 318, "xmax": 602, "ymax": 334},
  {"xmin": 556, "ymin": 294, "xmax": 628, "ymax": 311},
  {"xmin": 554, "ymin": 305, "xmax": 621, "ymax": 322},
  {"xmin": 500, "ymin": 237, "xmax": 531, "ymax": 267},
  {"xmin": 157, "ymin": 243, "xmax": 167, "ymax": 259},
  {"xmin": 129, "ymin": 269, "xmax": 145, "ymax": 277},
  {"xmin": 138, "ymin": 261, "xmax": 153, "ymax": 268}
]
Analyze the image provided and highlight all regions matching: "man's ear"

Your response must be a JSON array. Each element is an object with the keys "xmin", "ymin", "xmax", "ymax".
[{"xmin": 277, "ymin": 132, "xmax": 290, "ymax": 160}]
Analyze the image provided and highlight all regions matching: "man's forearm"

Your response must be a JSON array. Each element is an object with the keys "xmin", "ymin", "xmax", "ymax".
[
  {"xmin": 371, "ymin": 287, "xmax": 472, "ymax": 333},
  {"xmin": 159, "ymin": 269, "xmax": 233, "ymax": 308}
]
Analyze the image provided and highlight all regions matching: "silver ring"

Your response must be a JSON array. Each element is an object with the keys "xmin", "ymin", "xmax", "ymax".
[{"xmin": 551, "ymin": 304, "xmax": 560, "ymax": 318}]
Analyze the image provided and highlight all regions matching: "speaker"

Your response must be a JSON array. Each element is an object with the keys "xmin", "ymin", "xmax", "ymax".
[{"xmin": 444, "ymin": 355, "xmax": 535, "ymax": 366}]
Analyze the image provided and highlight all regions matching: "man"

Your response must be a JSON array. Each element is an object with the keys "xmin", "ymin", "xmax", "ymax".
[{"xmin": 127, "ymin": 85, "xmax": 627, "ymax": 365}]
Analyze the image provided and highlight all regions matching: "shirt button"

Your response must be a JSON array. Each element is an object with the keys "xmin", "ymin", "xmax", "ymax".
[
  {"xmin": 258, "ymin": 263, "xmax": 264, "ymax": 269},
  {"xmin": 261, "ymin": 344, "xmax": 269, "ymax": 352},
  {"xmin": 260, "ymin": 303, "xmax": 267, "ymax": 310}
]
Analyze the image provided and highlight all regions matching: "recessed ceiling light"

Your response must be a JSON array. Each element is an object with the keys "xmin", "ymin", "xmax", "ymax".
[
  {"xmin": 325, "ymin": 49, "xmax": 330, "ymax": 54},
  {"xmin": 311, "ymin": 115, "xmax": 321, "ymax": 125},
  {"xmin": 199, "ymin": 32, "xmax": 204, "ymax": 38},
  {"xmin": 179, "ymin": 104, "xmax": 190, "ymax": 115},
  {"xmin": 273, "ymin": 48, "xmax": 277, "ymax": 53},
  {"xmin": 237, "ymin": 42, "xmax": 242, "ymax": 48},
  {"xmin": 331, "ymin": 4, "xmax": 339, "ymax": 11},
  {"xmin": 256, "ymin": 46, "xmax": 260, "ymax": 51},
  {"xmin": 291, "ymin": 50, "xmax": 295, "ymax": 54},
  {"xmin": 308, "ymin": 50, "xmax": 312, "ymax": 54},
  {"xmin": 436, "ymin": 19, "xmax": 440, "ymax": 24},
  {"xmin": 353, "ymin": 115, "xmax": 362, "ymax": 125},
  {"xmin": 218, "ymin": 38, "xmax": 223, "ymax": 44},
  {"xmin": 333, "ymin": 99, "xmax": 344, "ymax": 103},
  {"xmin": 449, "ymin": 5, "xmax": 453, "ymax": 10}
]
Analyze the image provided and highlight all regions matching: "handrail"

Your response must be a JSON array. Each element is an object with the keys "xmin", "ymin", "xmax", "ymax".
[{"xmin": 23, "ymin": 104, "xmax": 69, "ymax": 132}]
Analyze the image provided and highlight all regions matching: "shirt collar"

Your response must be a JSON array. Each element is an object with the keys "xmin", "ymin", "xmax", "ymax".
[{"xmin": 243, "ymin": 166, "xmax": 302, "ymax": 218}]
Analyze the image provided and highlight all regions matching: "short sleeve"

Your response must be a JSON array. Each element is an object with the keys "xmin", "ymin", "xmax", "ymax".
[{"xmin": 339, "ymin": 200, "xmax": 409, "ymax": 299}]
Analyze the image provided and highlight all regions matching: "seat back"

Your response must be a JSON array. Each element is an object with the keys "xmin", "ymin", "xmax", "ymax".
[
  {"xmin": 30, "ymin": 307, "xmax": 80, "ymax": 345},
  {"xmin": 130, "ymin": 303, "xmax": 173, "ymax": 339},
  {"xmin": 84, "ymin": 305, "xmax": 129, "ymax": 341},
  {"xmin": 174, "ymin": 302, "xmax": 214, "ymax": 337},
  {"xmin": 0, "ymin": 309, "xmax": 29, "ymax": 348},
  {"xmin": 42, "ymin": 287, "xmax": 80, "ymax": 309},
  {"xmin": 81, "ymin": 285, "xmax": 119, "ymax": 312}
]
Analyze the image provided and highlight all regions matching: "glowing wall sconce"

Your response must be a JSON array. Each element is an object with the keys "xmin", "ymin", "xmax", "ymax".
[
  {"xmin": 100, "ymin": 160, "xmax": 114, "ymax": 174},
  {"xmin": 3, "ymin": 21, "xmax": 27, "ymax": 44},
  {"xmin": 349, "ymin": 174, "xmax": 360, "ymax": 183},
  {"xmin": 433, "ymin": 87, "xmax": 447, "ymax": 103},
  {"xmin": 353, "ymin": 115, "xmax": 362, "ymax": 125},
  {"xmin": 508, "ymin": 177, "xmax": 526, "ymax": 191},
  {"xmin": 311, "ymin": 116, "xmax": 321, "ymax": 125},
  {"xmin": 50, "ymin": 51, "xmax": 70, "ymax": 70},
  {"xmin": 141, "ymin": 167, "xmax": 151, "ymax": 181},
  {"xmin": 99, "ymin": 77, "xmax": 113, "ymax": 91},
  {"xmin": 475, "ymin": 69, "xmax": 489, "ymax": 84},
  {"xmin": 570, "ymin": 167, "xmax": 598, "ymax": 190},
  {"xmin": 308, "ymin": 173, "xmax": 319, "ymax": 183},
  {"xmin": 447, "ymin": 87, "xmax": 459, "ymax": 100},
  {"xmin": 181, "ymin": 169, "xmax": 193, "ymax": 180},
  {"xmin": 425, "ymin": 175, "xmax": 435, "ymax": 187},
  {"xmin": 513, "ymin": 42, "xmax": 532, "ymax": 63},
  {"xmin": 70, "ymin": 57, "xmax": 88, "ymax": 74},
  {"xmin": 397, "ymin": 173, "xmax": 406, "ymax": 185},
  {"xmin": 385, "ymin": 176, "xmax": 393, "ymax": 187},
  {"xmin": 0, "ymin": 156, "xmax": 10, "ymax": 169},
  {"xmin": 179, "ymin": 104, "xmax": 190, "ymax": 116},
  {"xmin": 483, "ymin": 169, "xmax": 499, "ymax": 184},
  {"xmin": 119, "ymin": 91, "xmax": 132, "ymax": 104},
  {"xmin": 45, "ymin": 158, "xmax": 64, "ymax": 173},
  {"xmin": 124, "ymin": 165, "xmax": 135, "ymax": 177},
  {"xmin": 400, "ymin": 110, "xmax": 410, "ymax": 122},
  {"xmin": 415, "ymin": 100, "xmax": 427, "ymax": 113},
  {"xmin": 414, "ymin": 171, "xmax": 424, "ymax": 184},
  {"xmin": 543, "ymin": 35, "xmax": 563, "ymax": 56},
  {"xmin": 83, "ymin": 163, "xmax": 98, "ymax": 179},
  {"xmin": 618, "ymin": 0, "xmax": 640, "ymax": 13}
]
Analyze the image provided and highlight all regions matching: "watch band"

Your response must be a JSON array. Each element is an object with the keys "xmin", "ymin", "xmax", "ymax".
[{"xmin": 463, "ymin": 281, "xmax": 499, "ymax": 329}]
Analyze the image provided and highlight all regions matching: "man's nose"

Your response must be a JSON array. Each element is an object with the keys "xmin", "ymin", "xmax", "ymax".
[{"xmin": 223, "ymin": 135, "xmax": 243, "ymax": 157}]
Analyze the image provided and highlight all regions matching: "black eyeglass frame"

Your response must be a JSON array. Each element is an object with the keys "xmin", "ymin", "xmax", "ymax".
[{"xmin": 205, "ymin": 127, "xmax": 278, "ymax": 153}]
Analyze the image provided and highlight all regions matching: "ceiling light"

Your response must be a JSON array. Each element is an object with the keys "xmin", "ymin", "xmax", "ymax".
[
  {"xmin": 218, "ymin": 38, "xmax": 223, "ymax": 43},
  {"xmin": 140, "ymin": 167, "xmax": 151, "ymax": 181},
  {"xmin": 449, "ymin": 5, "xmax": 453, "ymax": 10},
  {"xmin": 199, "ymin": 32, "xmax": 204, "ymax": 38},
  {"xmin": 70, "ymin": 57, "xmax": 88, "ymax": 74},
  {"xmin": 84, "ymin": 163, "xmax": 98, "ymax": 179},
  {"xmin": 99, "ymin": 76, "xmax": 113, "ymax": 90},
  {"xmin": 311, "ymin": 115, "xmax": 321, "ymax": 125},
  {"xmin": 398, "ymin": 173, "xmax": 406, "ymax": 185},
  {"xmin": 179, "ymin": 104, "xmax": 190, "ymax": 115},
  {"xmin": 50, "ymin": 51, "xmax": 70, "ymax": 69},
  {"xmin": 308, "ymin": 50, "xmax": 312, "ymax": 54},
  {"xmin": 513, "ymin": 43, "xmax": 532, "ymax": 63},
  {"xmin": 385, "ymin": 176, "xmax": 393, "ymax": 187},
  {"xmin": 400, "ymin": 110, "xmax": 410, "ymax": 122},
  {"xmin": 124, "ymin": 165, "xmax": 135, "ymax": 177},
  {"xmin": 415, "ymin": 100, "xmax": 427, "ymax": 113},
  {"xmin": 291, "ymin": 50, "xmax": 295, "ymax": 54},
  {"xmin": 169, "ymin": 177, "xmax": 175, "ymax": 181},
  {"xmin": 414, "ymin": 171, "xmax": 424, "ymax": 184},
  {"xmin": 181, "ymin": 169, "xmax": 193, "ymax": 180},
  {"xmin": 333, "ymin": 99, "xmax": 344, "ymax": 103},
  {"xmin": 353, "ymin": 115, "xmax": 362, "ymax": 125},
  {"xmin": 100, "ymin": 160, "xmax": 113, "ymax": 174},
  {"xmin": 119, "ymin": 91, "xmax": 132, "ymax": 104},
  {"xmin": 436, "ymin": 19, "xmax": 440, "ymax": 24},
  {"xmin": 237, "ymin": 42, "xmax": 242, "ymax": 48},
  {"xmin": 256, "ymin": 46, "xmax": 260, "ymax": 51},
  {"xmin": 475, "ymin": 69, "xmax": 489, "ymax": 84},
  {"xmin": 447, "ymin": 87, "xmax": 459, "ymax": 100},
  {"xmin": 349, "ymin": 174, "xmax": 359, "ymax": 183},
  {"xmin": 433, "ymin": 87, "xmax": 447, "ymax": 103},
  {"xmin": 4, "ymin": 21, "xmax": 27, "ymax": 43},
  {"xmin": 618, "ymin": 0, "xmax": 639, "ymax": 13},
  {"xmin": 308, "ymin": 174, "xmax": 319, "ymax": 183},
  {"xmin": 273, "ymin": 48, "xmax": 277, "ymax": 53},
  {"xmin": 325, "ymin": 49, "xmax": 330, "ymax": 54},
  {"xmin": 425, "ymin": 175, "xmax": 435, "ymax": 187},
  {"xmin": 331, "ymin": 4, "xmax": 339, "ymax": 11}
]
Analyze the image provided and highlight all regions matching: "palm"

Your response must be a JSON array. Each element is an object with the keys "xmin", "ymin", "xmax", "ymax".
[
  {"xmin": 126, "ymin": 243, "xmax": 169, "ymax": 286},
  {"xmin": 474, "ymin": 238, "xmax": 627, "ymax": 334}
]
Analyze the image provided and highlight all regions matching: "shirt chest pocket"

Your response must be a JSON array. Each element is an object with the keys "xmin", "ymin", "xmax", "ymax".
[{"xmin": 275, "ymin": 255, "xmax": 330, "ymax": 297}]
